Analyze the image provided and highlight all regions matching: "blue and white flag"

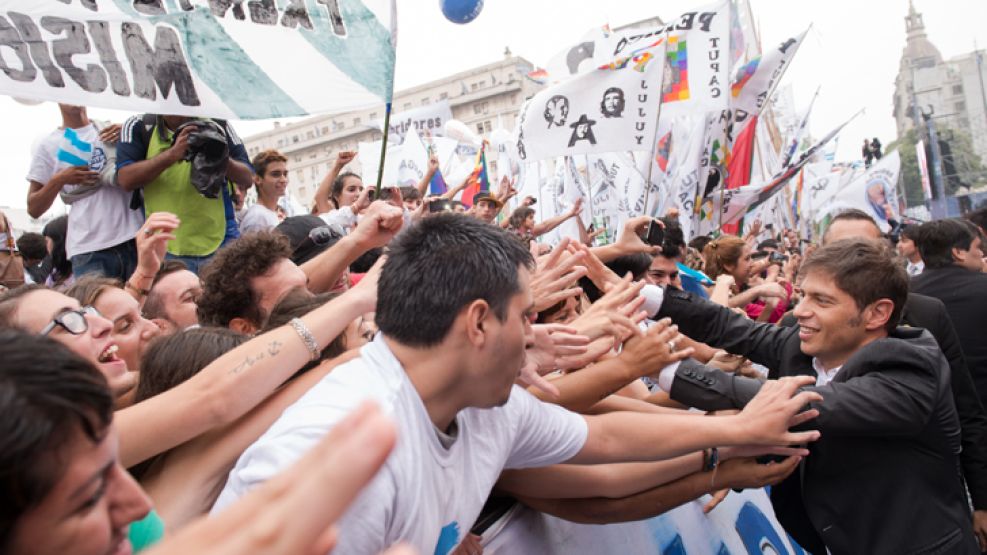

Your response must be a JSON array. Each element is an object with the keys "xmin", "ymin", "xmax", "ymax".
[{"xmin": 0, "ymin": 1, "xmax": 397, "ymax": 120}]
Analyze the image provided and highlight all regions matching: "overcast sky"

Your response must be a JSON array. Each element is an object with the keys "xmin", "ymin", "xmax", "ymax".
[{"xmin": 2, "ymin": 0, "xmax": 985, "ymax": 210}]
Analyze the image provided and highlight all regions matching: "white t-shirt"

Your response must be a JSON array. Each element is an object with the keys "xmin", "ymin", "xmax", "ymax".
[
  {"xmin": 238, "ymin": 203, "xmax": 280, "ymax": 234},
  {"xmin": 26, "ymin": 125, "xmax": 143, "ymax": 258},
  {"xmin": 212, "ymin": 337, "xmax": 588, "ymax": 555}
]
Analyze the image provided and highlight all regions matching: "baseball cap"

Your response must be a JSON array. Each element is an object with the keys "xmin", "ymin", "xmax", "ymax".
[{"xmin": 275, "ymin": 215, "xmax": 345, "ymax": 265}]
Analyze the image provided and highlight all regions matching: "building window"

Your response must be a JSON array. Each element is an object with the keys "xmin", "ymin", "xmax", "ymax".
[
  {"xmin": 309, "ymin": 152, "xmax": 317, "ymax": 159},
  {"xmin": 953, "ymin": 84, "xmax": 964, "ymax": 95},
  {"xmin": 370, "ymin": 111, "xmax": 378, "ymax": 120},
  {"xmin": 321, "ymin": 126, "xmax": 329, "ymax": 135},
  {"xmin": 484, "ymin": 121, "xmax": 492, "ymax": 133},
  {"xmin": 421, "ymin": 97, "xmax": 430, "ymax": 105},
  {"xmin": 403, "ymin": 102, "xmax": 412, "ymax": 110},
  {"xmin": 478, "ymin": 80, "xmax": 486, "ymax": 88},
  {"xmin": 353, "ymin": 117, "xmax": 361, "ymax": 126},
  {"xmin": 277, "ymin": 139, "xmax": 285, "ymax": 147},
  {"xmin": 440, "ymin": 92, "xmax": 449, "ymax": 100},
  {"xmin": 473, "ymin": 102, "xmax": 489, "ymax": 114},
  {"xmin": 306, "ymin": 130, "xmax": 314, "ymax": 140},
  {"xmin": 956, "ymin": 101, "xmax": 966, "ymax": 112},
  {"xmin": 476, "ymin": 123, "xmax": 484, "ymax": 134},
  {"xmin": 471, "ymin": 83, "xmax": 479, "ymax": 91},
  {"xmin": 292, "ymin": 135, "xmax": 299, "ymax": 143},
  {"xmin": 295, "ymin": 155, "xmax": 302, "ymax": 163}
]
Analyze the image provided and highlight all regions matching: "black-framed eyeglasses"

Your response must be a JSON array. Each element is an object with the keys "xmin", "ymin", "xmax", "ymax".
[{"xmin": 40, "ymin": 306, "xmax": 102, "ymax": 336}]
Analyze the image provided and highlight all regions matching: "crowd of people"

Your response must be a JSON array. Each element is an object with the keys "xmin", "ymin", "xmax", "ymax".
[{"xmin": 2, "ymin": 103, "xmax": 987, "ymax": 555}]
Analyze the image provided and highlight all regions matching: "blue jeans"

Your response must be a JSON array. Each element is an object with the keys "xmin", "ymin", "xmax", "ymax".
[
  {"xmin": 71, "ymin": 239, "xmax": 138, "ymax": 281},
  {"xmin": 165, "ymin": 251, "xmax": 215, "ymax": 275}
]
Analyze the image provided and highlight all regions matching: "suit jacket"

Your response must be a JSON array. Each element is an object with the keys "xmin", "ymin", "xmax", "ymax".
[
  {"xmin": 657, "ymin": 288, "xmax": 977, "ymax": 555},
  {"xmin": 900, "ymin": 292, "xmax": 987, "ymax": 510},
  {"xmin": 912, "ymin": 266, "xmax": 987, "ymax": 408}
]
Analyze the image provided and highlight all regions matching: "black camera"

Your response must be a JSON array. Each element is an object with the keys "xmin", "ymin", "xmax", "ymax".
[
  {"xmin": 642, "ymin": 220, "xmax": 665, "ymax": 246},
  {"xmin": 769, "ymin": 252, "xmax": 789, "ymax": 264}
]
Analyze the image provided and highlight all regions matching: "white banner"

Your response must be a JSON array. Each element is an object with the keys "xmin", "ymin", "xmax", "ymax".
[
  {"xmin": 374, "ymin": 100, "xmax": 453, "ymax": 142},
  {"xmin": 517, "ymin": 40, "xmax": 665, "ymax": 162},
  {"xmin": 730, "ymin": 29, "xmax": 808, "ymax": 118},
  {"xmin": 483, "ymin": 488, "xmax": 806, "ymax": 555},
  {"xmin": 0, "ymin": 1, "xmax": 396, "ymax": 120},
  {"xmin": 817, "ymin": 150, "xmax": 902, "ymax": 231}
]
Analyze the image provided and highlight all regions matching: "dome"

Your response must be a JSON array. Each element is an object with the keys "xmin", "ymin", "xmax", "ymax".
[{"xmin": 900, "ymin": 0, "xmax": 943, "ymax": 68}]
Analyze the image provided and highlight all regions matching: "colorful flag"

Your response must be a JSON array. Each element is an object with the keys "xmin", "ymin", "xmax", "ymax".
[
  {"xmin": 729, "ymin": 29, "xmax": 808, "ymax": 118},
  {"xmin": 461, "ymin": 144, "xmax": 491, "ymax": 207}
]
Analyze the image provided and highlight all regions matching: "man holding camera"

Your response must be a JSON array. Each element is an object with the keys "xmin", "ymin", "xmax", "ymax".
[{"xmin": 116, "ymin": 115, "xmax": 254, "ymax": 273}]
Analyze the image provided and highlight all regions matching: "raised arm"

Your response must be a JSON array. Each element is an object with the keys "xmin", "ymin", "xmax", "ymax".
[
  {"xmin": 313, "ymin": 151, "xmax": 356, "ymax": 214},
  {"xmin": 532, "ymin": 198, "xmax": 582, "ymax": 237},
  {"xmin": 115, "ymin": 266, "xmax": 380, "ymax": 468},
  {"xmin": 301, "ymin": 201, "xmax": 402, "ymax": 294},
  {"xmin": 416, "ymin": 152, "xmax": 439, "ymax": 197},
  {"xmin": 570, "ymin": 376, "xmax": 821, "ymax": 464}
]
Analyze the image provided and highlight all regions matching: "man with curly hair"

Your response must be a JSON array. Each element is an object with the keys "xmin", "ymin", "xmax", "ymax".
[{"xmin": 197, "ymin": 201, "xmax": 403, "ymax": 333}]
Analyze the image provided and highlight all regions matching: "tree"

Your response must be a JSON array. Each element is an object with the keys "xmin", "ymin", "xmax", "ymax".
[{"xmin": 888, "ymin": 126, "xmax": 987, "ymax": 208}]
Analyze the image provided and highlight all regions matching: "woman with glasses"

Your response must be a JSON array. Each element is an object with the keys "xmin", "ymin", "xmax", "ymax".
[
  {"xmin": 240, "ymin": 150, "xmax": 289, "ymax": 234},
  {"xmin": 0, "ymin": 259, "xmax": 381, "ymax": 478}
]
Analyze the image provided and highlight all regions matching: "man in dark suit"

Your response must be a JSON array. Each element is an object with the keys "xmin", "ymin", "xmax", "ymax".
[
  {"xmin": 651, "ymin": 239, "xmax": 977, "ymax": 555},
  {"xmin": 799, "ymin": 210, "xmax": 987, "ymax": 550},
  {"xmin": 911, "ymin": 219, "xmax": 987, "ymax": 406}
]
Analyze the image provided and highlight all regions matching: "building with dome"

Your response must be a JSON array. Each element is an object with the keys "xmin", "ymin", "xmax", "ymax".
[{"xmin": 892, "ymin": 1, "xmax": 987, "ymax": 167}]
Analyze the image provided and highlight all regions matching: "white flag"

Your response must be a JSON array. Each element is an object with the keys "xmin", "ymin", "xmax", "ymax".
[
  {"xmin": 729, "ymin": 29, "xmax": 809, "ymax": 117},
  {"xmin": 517, "ymin": 40, "xmax": 666, "ymax": 162},
  {"xmin": 817, "ymin": 151, "xmax": 901, "ymax": 231}
]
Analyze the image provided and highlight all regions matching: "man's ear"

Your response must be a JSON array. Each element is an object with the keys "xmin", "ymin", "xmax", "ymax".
[
  {"xmin": 952, "ymin": 246, "xmax": 970, "ymax": 266},
  {"xmin": 149, "ymin": 318, "xmax": 177, "ymax": 335},
  {"xmin": 864, "ymin": 299, "xmax": 895, "ymax": 332},
  {"xmin": 463, "ymin": 299, "xmax": 492, "ymax": 348},
  {"xmin": 229, "ymin": 317, "xmax": 258, "ymax": 335}
]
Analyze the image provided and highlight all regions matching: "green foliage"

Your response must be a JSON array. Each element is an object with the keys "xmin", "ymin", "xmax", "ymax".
[{"xmin": 888, "ymin": 126, "xmax": 987, "ymax": 207}]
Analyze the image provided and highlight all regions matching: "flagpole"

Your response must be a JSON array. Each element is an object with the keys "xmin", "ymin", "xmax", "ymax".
[
  {"xmin": 581, "ymin": 154, "xmax": 595, "ymax": 233},
  {"xmin": 641, "ymin": 40, "xmax": 668, "ymax": 218},
  {"xmin": 375, "ymin": 102, "xmax": 393, "ymax": 196}
]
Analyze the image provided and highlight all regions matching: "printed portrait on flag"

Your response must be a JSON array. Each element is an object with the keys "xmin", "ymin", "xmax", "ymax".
[{"xmin": 517, "ymin": 41, "xmax": 665, "ymax": 162}]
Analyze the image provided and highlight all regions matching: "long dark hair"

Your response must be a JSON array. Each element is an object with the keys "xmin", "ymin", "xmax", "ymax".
[
  {"xmin": 330, "ymin": 171, "xmax": 361, "ymax": 209},
  {"xmin": 42, "ymin": 215, "xmax": 71, "ymax": 285}
]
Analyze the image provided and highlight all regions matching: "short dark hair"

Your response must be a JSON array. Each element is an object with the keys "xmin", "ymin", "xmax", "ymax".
[
  {"xmin": 914, "ymin": 219, "xmax": 977, "ymax": 269},
  {"xmin": 15, "ymin": 232, "xmax": 46, "ymax": 261},
  {"xmin": 580, "ymin": 253, "xmax": 652, "ymax": 302},
  {"xmin": 400, "ymin": 186, "xmax": 421, "ymax": 202},
  {"xmin": 800, "ymin": 239, "xmax": 907, "ymax": 333},
  {"xmin": 966, "ymin": 207, "xmax": 987, "ymax": 233},
  {"xmin": 688, "ymin": 235, "xmax": 712, "ymax": 253},
  {"xmin": 144, "ymin": 261, "xmax": 191, "ymax": 321},
  {"xmin": 377, "ymin": 213, "xmax": 534, "ymax": 347},
  {"xmin": 757, "ymin": 239, "xmax": 780, "ymax": 251},
  {"xmin": 899, "ymin": 224, "xmax": 921, "ymax": 242},
  {"xmin": 658, "ymin": 217, "xmax": 685, "ymax": 259},
  {"xmin": 0, "ymin": 331, "xmax": 113, "ymax": 550},
  {"xmin": 197, "ymin": 232, "xmax": 293, "ymax": 328}
]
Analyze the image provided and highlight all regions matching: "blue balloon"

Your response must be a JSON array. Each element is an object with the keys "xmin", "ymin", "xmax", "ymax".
[{"xmin": 440, "ymin": 0, "xmax": 484, "ymax": 24}]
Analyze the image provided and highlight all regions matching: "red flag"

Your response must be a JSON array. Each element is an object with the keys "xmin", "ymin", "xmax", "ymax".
[{"xmin": 721, "ymin": 115, "xmax": 757, "ymax": 234}]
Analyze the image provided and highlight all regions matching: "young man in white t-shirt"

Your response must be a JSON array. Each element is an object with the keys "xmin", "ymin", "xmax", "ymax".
[
  {"xmin": 212, "ymin": 214, "xmax": 821, "ymax": 554},
  {"xmin": 25, "ymin": 104, "xmax": 144, "ymax": 281},
  {"xmin": 239, "ymin": 149, "xmax": 288, "ymax": 234}
]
